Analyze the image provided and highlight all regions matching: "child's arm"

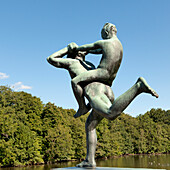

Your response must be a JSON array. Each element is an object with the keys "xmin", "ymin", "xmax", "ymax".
[
  {"xmin": 47, "ymin": 47, "xmax": 70, "ymax": 69},
  {"xmin": 47, "ymin": 57, "xmax": 72, "ymax": 69},
  {"xmin": 48, "ymin": 47, "xmax": 68, "ymax": 59}
]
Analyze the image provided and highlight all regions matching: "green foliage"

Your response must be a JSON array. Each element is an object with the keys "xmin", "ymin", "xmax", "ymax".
[
  {"xmin": 0, "ymin": 86, "xmax": 169, "ymax": 167},
  {"xmin": 137, "ymin": 109, "xmax": 170, "ymax": 154},
  {"xmin": 0, "ymin": 86, "xmax": 44, "ymax": 167}
]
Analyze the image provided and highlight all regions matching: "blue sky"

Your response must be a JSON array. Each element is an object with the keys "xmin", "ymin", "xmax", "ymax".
[{"xmin": 0, "ymin": 0, "xmax": 169, "ymax": 117}]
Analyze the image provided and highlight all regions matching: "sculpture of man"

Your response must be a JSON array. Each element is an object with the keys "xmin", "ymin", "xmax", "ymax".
[
  {"xmin": 68, "ymin": 23, "xmax": 123, "ymax": 118},
  {"xmin": 47, "ymin": 41, "xmax": 158, "ymax": 168},
  {"xmin": 68, "ymin": 23, "xmax": 158, "ymax": 119}
]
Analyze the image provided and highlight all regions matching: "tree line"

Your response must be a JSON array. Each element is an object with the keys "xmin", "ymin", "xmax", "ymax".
[{"xmin": 0, "ymin": 86, "xmax": 169, "ymax": 167}]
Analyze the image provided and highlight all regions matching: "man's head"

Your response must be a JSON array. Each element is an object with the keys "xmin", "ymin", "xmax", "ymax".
[{"xmin": 101, "ymin": 23, "xmax": 117, "ymax": 39}]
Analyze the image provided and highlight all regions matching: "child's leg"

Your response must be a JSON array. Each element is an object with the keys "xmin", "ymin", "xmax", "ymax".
[{"xmin": 71, "ymin": 68, "xmax": 110, "ymax": 117}]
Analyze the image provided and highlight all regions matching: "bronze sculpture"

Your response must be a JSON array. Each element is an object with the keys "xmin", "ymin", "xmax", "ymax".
[{"xmin": 47, "ymin": 23, "xmax": 158, "ymax": 168}]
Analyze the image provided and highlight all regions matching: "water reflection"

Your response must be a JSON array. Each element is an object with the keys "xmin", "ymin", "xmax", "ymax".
[
  {"xmin": 96, "ymin": 154, "xmax": 170, "ymax": 169},
  {"xmin": 0, "ymin": 154, "xmax": 169, "ymax": 170}
]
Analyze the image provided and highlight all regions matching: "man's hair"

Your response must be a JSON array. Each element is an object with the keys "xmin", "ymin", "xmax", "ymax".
[{"xmin": 101, "ymin": 23, "xmax": 117, "ymax": 39}]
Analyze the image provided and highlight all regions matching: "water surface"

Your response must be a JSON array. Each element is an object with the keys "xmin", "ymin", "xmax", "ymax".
[{"xmin": 1, "ymin": 154, "xmax": 169, "ymax": 170}]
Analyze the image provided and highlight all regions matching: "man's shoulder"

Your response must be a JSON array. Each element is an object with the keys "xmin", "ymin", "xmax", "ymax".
[
  {"xmin": 110, "ymin": 37, "xmax": 122, "ymax": 46},
  {"xmin": 94, "ymin": 39, "xmax": 108, "ymax": 48}
]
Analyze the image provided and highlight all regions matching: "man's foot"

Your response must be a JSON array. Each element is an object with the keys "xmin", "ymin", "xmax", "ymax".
[
  {"xmin": 74, "ymin": 103, "xmax": 91, "ymax": 118},
  {"xmin": 76, "ymin": 160, "xmax": 96, "ymax": 168},
  {"xmin": 137, "ymin": 77, "xmax": 159, "ymax": 98}
]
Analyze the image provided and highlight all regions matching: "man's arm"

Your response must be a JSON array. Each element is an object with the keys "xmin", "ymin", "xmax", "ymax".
[
  {"xmin": 76, "ymin": 40, "xmax": 102, "ymax": 51},
  {"xmin": 68, "ymin": 40, "xmax": 103, "ymax": 54},
  {"xmin": 88, "ymin": 48, "xmax": 102, "ymax": 54}
]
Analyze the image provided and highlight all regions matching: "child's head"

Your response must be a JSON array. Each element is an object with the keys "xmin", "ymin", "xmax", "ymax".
[
  {"xmin": 67, "ymin": 51, "xmax": 87, "ymax": 61},
  {"xmin": 101, "ymin": 23, "xmax": 117, "ymax": 39}
]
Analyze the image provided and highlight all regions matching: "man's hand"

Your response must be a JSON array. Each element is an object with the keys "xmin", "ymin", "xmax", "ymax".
[{"xmin": 67, "ymin": 42, "xmax": 78, "ymax": 53}]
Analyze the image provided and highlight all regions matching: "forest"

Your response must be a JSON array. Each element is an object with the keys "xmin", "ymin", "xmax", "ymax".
[{"xmin": 0, "ymin": 86, "xmax": 169, "ymax": 167}]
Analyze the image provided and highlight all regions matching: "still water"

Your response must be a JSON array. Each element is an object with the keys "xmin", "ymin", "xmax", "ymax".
[{"xmin": 1, "ymin": 154, "xmax": 169, "ymax": 170}]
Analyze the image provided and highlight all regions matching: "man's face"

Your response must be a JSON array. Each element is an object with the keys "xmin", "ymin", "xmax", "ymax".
[{"xmin": 101, "ymin": 30, "xmax": 107, "ymax": 39}]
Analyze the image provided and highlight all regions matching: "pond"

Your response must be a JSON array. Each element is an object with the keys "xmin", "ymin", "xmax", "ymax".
[{"xmin": 1, "ymin": 154, "xmax": 169, "ymax": 170}]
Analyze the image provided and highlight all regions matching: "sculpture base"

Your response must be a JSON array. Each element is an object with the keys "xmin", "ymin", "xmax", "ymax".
[{"xmin": 54, "ymin": 167, "xmax": 165, "ymax": 170}]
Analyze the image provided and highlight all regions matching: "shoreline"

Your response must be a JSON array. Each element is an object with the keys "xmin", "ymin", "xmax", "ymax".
[{"xmin": 0, "ymin": 153, "xmax": 169, "ymax": 168}]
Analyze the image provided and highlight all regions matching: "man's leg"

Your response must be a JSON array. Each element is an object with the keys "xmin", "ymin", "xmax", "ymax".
[
  {"xmin": 108, "ymin": 77, "xmax": 158, "ymax": 120},
  {"xmin": 89, "ymin": 93, "xmax": 113, "ymax": 120},
  {"xmin": 72, "ymin": 68, "xmax": 109, "ymax": 118},
  {"xmin": 76, "ymin": 110, "xmax": 103, "ymax": 168},
  {"xmin": 90, "ymin": 77, "xmax": 158, "ymax": 120},
  {"xmin": 72, "ymin": 85, "xmax": 90, "ymax": 118}
]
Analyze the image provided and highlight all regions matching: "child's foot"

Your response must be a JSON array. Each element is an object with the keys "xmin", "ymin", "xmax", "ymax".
[
  {"xmin": 137, "ymin": 77, "xmax": 159, "ymax": 98},
  {"xmin": 74, "ymin": 103, "xmax": 91, "ymax": 118},
  {"xmin": 76, "ymin": 160, "xmax": 96, "ymax": 168}
]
